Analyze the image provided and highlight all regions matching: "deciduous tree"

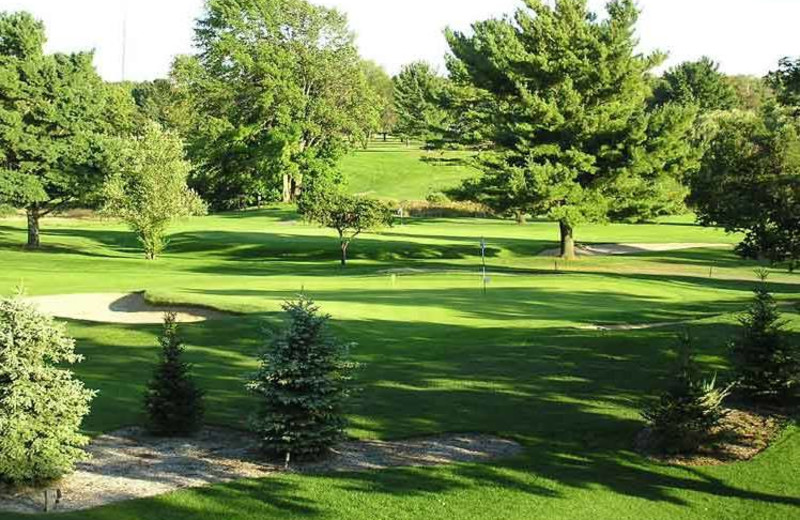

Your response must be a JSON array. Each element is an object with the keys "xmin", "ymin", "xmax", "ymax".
[
  {"xmin": 175, "ymin": 0, "xmax": 376, "ymax": 209},
  {"xmin": 102, "ymin": 123, "xmax": 206, "ymax": 260}
]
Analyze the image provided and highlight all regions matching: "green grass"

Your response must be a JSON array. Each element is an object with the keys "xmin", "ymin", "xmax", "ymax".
[
  {"xmin": 0, "ymin": 209, "xmax": 798, "ymax": 519},
  {"xmin": 342, "ymin": 143, "xmax": 477, "ymax": 200}
]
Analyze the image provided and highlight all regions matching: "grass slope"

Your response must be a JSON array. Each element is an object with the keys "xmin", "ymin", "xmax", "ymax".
[
  {"xmin": 342, "ymin": 141, "xmax": 476, "ymax": 200},
  {"xmin": 0, "ymin": 209, "xmax": 798, "ymax": 520}
]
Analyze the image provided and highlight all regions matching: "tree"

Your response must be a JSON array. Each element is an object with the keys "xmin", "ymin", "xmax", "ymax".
[
  {"xmin": 642, "ymin": 334, "xmax": 732, "ymax": 454},
  {"xmin": 726, "ymin": 75, "xmax": 774, "ymax": 112},
  {"xmin": 767, "ymin": 57, "xmax": 800, "ymax": 111},
  {"xmin": 692, "ymin": 107, "xmax": 800, "ymax": 268},
  {"xmin": 0, "ymin": 12, "xmax": 109, "ymax": 248},
  {"xmin": 393, "ymin": 61, "xmax": 447, "ymax": 144},
  {"xmin": 299, "ymin": 188, "xmax": 393, "ymax": 266},
  {"xmin": 0, "ymin": 297, "xmax": 95, "ymax": 484},
  {"xmin": 361, "ymin": 60, "xmax": 396, "ymax": 142},
  {"xmin": 445, "ymin": 0, "xmax": 699, "ymax": 258},
  {"xmin": 174, "ymin": 0, "xmax": 377, "ymax": 208},
  {"xmin": 247, "ymin": 296, "xmax": 358, "ymax": 461},
  {"xmin": 144, "ymin": 312, "xmax": 205, "ymax": 437},
  {"xmin": 102, "ymin": 122, "xmax": 206, "ymax": 260},
  {"xmin": 652, "ymin": 57, "xmax": 739, "ymax": 111},
  {"xmin": 729, "ymin": 271, "xmax": 799, "ymax": 401}
]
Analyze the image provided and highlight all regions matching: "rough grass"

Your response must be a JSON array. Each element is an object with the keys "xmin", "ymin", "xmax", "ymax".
[{"xmin": 0, "ymin": 208, "xmax": 798, "ymax": 520}]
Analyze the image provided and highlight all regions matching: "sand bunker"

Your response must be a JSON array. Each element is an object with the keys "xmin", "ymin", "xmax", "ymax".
[
  {"xmin": 23, "ymin": 292, "xmax": 227, "ymax": 324},
  {"xmin": 539, "ymin": 243, "xmax": 730, "ymax": 257},
  {"xmin": 0, "ymin": 428, "xmax": 523, "ymax": 513}
]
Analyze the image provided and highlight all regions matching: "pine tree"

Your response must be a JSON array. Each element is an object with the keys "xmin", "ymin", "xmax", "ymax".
[
  {"xmin": 247, "ymin": 297, "xmax": 357, "ymax": 461},
  {"xmin": 144, "ymin": 312, "xmax": 205, "ymax": 436},
  {"xmin": 444, "ymin": 0, "xmax": 700, "ymax": 258},
  {"xmin": 0, "ymin": 297, "xmax": 95, "ymax": 484},
  {"xmin": 729, "ymin": 271, "xmax": 799, "ymax": 401}
]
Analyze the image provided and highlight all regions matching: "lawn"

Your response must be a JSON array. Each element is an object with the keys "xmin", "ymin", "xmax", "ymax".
[
  {"xmin": 342, "ymin": 141, "xmax": 477, "ymax": 201},
  {"xmin": 0, "ymin": 209, "xmax": 798, "ymax": 520}
]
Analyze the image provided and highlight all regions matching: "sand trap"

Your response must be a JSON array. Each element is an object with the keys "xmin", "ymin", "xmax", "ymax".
[
  {"xmin": 23, "ymin": 292, "xmax": 227, "ymax": 324},
  {"xmin": 0, "ymin": 428, "xmax": 523, "ymax": 513},
  {"xmin": 539, "ymin": 243, "xmax": 730, "ymax": 257}
]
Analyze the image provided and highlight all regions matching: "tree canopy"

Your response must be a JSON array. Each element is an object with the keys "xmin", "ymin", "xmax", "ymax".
[
  {"xmin": 445, "ymin": 0, "xmax": 699, "ymax": 258},
  {"xmin": 174, "ymin": 0, "xmax": 377, "ymax": 209},
  {"xmin": 0, "ymin": 11, "xmax": 110, "ymax": 248},
  {"xmin": 652, "ymin": 57, "xmax": 739, "ymax": 111},
  {"xmin": 393, "ymin": 61, "xmax": 447, "ymax": 144}
]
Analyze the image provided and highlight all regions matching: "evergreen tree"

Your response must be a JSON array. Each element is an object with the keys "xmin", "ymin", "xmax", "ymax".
[
  {"xmin": 0, "ymin": 12, "xmax": 110, "ymax": 248},
  {"xmin": 247, "ymin": 297, "xmax": 357, "ymax": 460},
  {"xmin": 0, "ymin": 297, "xmax": 95, "ymax": 484},
  {"xmin": 729, "ymin": 271, "xmax": 799, "ymax": 401},
  {"xmin": 444, "ymin": 0, "xmax": 699, "ymax": 258},
  {"xmin": 652, "ymin": 57, "xmax": 739, "ymax": 111},
  {"xmin": 144, "ymin": 312, "xmax": 205, "ymax": 437},
  {"xmin": 642, "ymin": 334, "xmax": 732, "ymax": 454}
]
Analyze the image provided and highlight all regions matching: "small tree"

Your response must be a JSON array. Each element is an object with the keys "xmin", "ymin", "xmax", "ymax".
[
  {"xmin": 642, "ymin": 334, "xmax": 732, "ymax": 454},
  {"xmin": 103, "ymin": 122, "xmax": 206, "ymax": 260},
  {"xmin": 729, "ymin": 271, "xmax": 799, "ymax": 401},
  {"xmin": 299, "ymin": 190, "xmax": 393, "ymax": 266},
  {"xmin": 144, "ymin": 312, "xmax": 205, "ymax": 437},
  {"xmin": 247, "ymin": 297, "xmax": 358, "ymax": 461},
  {"xmin": 0, "ymin": 297, "xmax": 95, "ymax": 485}
]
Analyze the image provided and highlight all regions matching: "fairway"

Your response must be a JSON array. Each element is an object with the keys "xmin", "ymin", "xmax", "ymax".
[{"xmin": 0, "ymin": 210, "xmax": 798, "ymax": 520}]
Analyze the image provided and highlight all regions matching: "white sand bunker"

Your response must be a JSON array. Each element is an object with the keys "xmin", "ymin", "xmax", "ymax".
[
  {"xmin": 539, "ymin": 243, "xmax": 730, "ymax": 257},
  {"xmin": 24, "ymin": 292, "xmax": 228, "ymax": 324},
  {"xmin": 0, "ymin": 428, "xmax": 522, "ymax": 513}
]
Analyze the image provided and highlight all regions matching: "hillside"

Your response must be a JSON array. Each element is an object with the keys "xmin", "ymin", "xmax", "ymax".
[{"xmin": 342, "ymin": 138, "xmax": 478, "ymax": 201}]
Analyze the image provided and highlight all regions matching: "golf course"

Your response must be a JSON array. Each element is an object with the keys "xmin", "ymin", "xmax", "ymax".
[{"xmin": 1, "ymin": 204, "xmax": 798, "ymax": 519}]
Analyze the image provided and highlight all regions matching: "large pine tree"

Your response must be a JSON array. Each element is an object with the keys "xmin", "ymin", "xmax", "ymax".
[{"xmin": 446, "ymin": 0, "xmax": 699, "ymax": 258}]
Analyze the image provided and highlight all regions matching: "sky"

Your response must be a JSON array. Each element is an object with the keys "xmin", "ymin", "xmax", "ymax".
[{"xmin": 1, "ymin": 0, "xmax": 798, "ymax": 82}]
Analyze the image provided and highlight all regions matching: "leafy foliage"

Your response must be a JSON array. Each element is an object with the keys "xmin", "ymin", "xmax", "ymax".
[
  {"xmin": 144, "ymin": 312, "xmax": 205, "ymax": 437},
  {"xmin": 0, "ymin": 297, "xmax": 95, "ymax": 485},
  {"xmin": 652, "ymin": 57, "xmax": 739, "ymax": 111},
  {"xmin": 444, "ymin": 0, "xmax": 699, "ymax": 258},
  {"xmin": 692, "ymin": 107, "xmax": 800, "ymax": 268},
  {"xmin": 767, "ymin": 57, "xmax": 800, "ymax": 111},
  {"xmin": 102, "ymin": 122, "xmax": 206, "ymax": 260},
  {"xmin": 361, "ymin": 60, "xmax": 395, "ymax": 139},
  {"xmin": 0, "ymin": 11, "xmax": 111, "ymax": 247},
  {"xmin": 174, "ymin": 0, "xmax": 377, "ymax": 208},
  {"xmin": 299, "ymin": 187, "xmax": 393, "ymax": 265},
  {"xmin": 247, "ymin": 297, "xmax": 358, "ymax": 460},
  {"xmin": 729, "ymin": 271, "xmax": 799, "ymax": 401},
  {"xmin": 642, "ymin": 335, "xmax": 732, "ymax": 454},
  {"xmin": 393, "ymin": 62, "xmax": 447, "ymax": 143}
]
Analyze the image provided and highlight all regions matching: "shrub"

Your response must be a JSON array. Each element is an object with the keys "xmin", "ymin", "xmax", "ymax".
[
  {"xmin": 642, "ymin": 335, "xmax": 732, "ymax": 454},
  {"xmin": 144, "ymin": 312, "xmax": 205, "ymax": 436},
  {"xmin": 729, "ymin": 270, "xmax": 799, "ymax": 401},
  {"xmin": 0, "ymin": 297, "xmax": 95, "ymax": 485},
  {"xmin": 247, "ymin": 297, "xmax": 358, "ymax": 461},
  {"xmin": 425, "ymin": 191, "xmax": 450, "ymax": 204}
]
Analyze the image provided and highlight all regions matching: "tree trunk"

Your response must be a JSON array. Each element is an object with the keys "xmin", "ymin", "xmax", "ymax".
[
  {"xmin": 26, "ymin": 207, "xmax": 41, "ymax": 249},
  {"xmin": 341, "ymin": 241, "xmax": 348, "ymax": 266},
  {"xmin": 282, "ymin": 174, "xmax": 292, "ymax": 203},
  {"xmin": 515, "ymin": 211, "xmax": 527, "ymax": 225},
  {"xmin": 559, "ymin": 220, "xmax": 575, "ymax": 260}
]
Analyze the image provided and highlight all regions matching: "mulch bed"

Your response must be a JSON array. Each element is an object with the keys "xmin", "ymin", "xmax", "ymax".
[
  {"xmin": 0, "ymin": 428, "xmax": 522, "ymax": 514},
  {"xmin": 635, "ymin": 406, "xmax": 791, "ymax": 466}
]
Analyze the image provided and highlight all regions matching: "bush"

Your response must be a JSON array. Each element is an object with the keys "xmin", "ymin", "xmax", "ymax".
[
  {"xmin": 425, "ymin": 191, "xmax": 450, "ymax": 204},
  {"xmin": 729, "ymin": 271, "xmax": 799, "ymax": 401},
  {"xmin": 642, "ymin": 335, "xmax": 732, "ymax": 454},
  {"xmin": 0, "ymin": 297, "xmax": 95, "ymax": 485},
  {"xmin": 144, "ymin": 312, "xmax": 205, "ymax": 436},
  {"xmin": 247, "ymin": 297, "xmax": 358, "ymax": 461}
]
